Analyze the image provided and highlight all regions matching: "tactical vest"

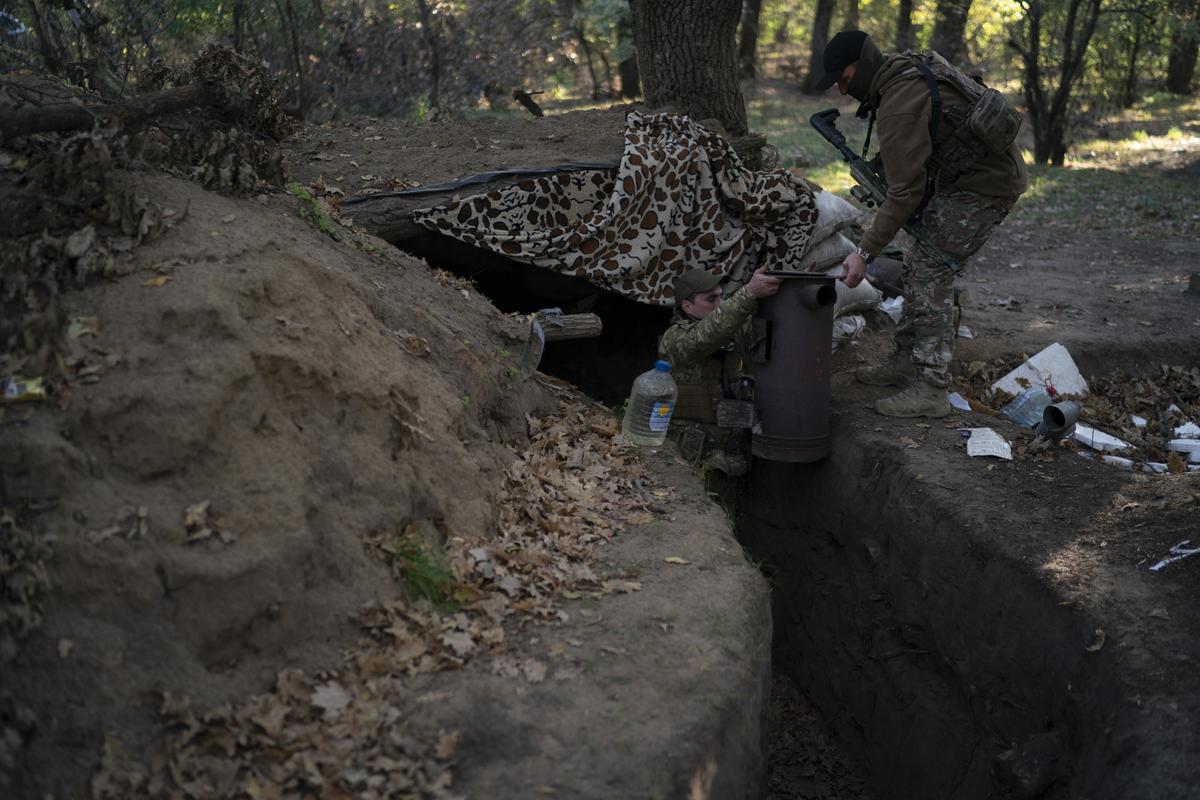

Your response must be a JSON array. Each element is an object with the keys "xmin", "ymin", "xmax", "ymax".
[
  {"xmin": 673, "ymin": 354, "xmax": 725, "ymax": 424},
  {"xmin": 901, "ymin": 50, "xmax": 1023, "ymax": 183}
]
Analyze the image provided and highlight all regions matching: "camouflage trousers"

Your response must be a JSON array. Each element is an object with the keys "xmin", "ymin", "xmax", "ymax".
[
  {"xmin": 668, "ymin": 420, "xmax": 750, "ymax": 477},
  {"xmin": 894, "ymin": 190, "xmax": 1016, "ymax": 388}
]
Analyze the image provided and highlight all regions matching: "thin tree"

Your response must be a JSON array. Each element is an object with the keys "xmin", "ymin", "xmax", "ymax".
[
  {"xmin": 629, "ymin": 0, "xmax": 748, "ymax": 135},
  {"xmin": 1008, "ymin": 0, "xmax": 1105, "ymax": 164},
  {"xmin": 739, "ymin": 0, "xmax": 764, "ymax": 79},
  {"xmin": 842, "ymin": 0, "xmax": 861, "ymax": 31},
  {"xmin": 617, "ymin": 12, "xmax": 640, "ymax": 98},
  {"xmin": 897, "ymin": 0, "xmax": 916, "ymax": 51},
  {"xmin": 415, "ymin": 0, "xmax": 442, "ymax": 111},
  {"xmin": 1166, "ymin": 0, "xmax": 1199, "ymax": 92},
  {"xmin": 930, "ymin": 0, "xmax": 973, "ymax": 62},
  {"xmin": 25, "ymin": 0, "xmax": 71, "ymax": 75},
  {"xmin": 274, "ymin": 0, "xmax": 307, "ymax": 117},
  {"xmin": 1120, "ymin": 12, "xmax": 1149, "ymax": 106},
  {"xmin": 800, "ymin": 0, "xmax": 838, "ymax": 94}
]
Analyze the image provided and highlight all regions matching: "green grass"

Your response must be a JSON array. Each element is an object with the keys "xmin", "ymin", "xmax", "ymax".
[
  {"xmin": 285, "ymin": 182, "xmax": 342, "ymax": 240},
  {"xmin": 744, "ymin": 82, "xmax": 1200, "ymax": 240},
  {"xmin": 1011, "ymin": 165, "xmax": 1198, "ymax": 238},
  {"xmin": 388, "ymin": 524, "xmax": 461, "ymax": 609}
]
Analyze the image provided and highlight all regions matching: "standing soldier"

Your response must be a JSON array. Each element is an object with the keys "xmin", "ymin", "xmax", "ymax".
[
  {"xmin": 816, "ymin": 30, "xmax": 1028, "ymax": 417},
  {"xmin": 658, "ymin": 266, "xmax": 782, "ymax": 476}
]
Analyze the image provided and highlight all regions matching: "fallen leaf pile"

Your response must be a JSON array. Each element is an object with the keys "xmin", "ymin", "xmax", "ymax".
[
  {"xmin": 1, "ymin": 45, "xmax": 292, "ymax": 380},
  {"xmin": 356, "ymin": 404, "xmax": 660, "ymax": 668},
  {"xmin": 137, "ymin": 45, "xmax": 295, "ymax": 193},
  {"xmin": 91, "ymin": 400, "xmax": 666, "ymax": 798},
  {"xmin": 92, "ymin": 677, "xmax": 458, "ymax": 800},
  {"xmin": 960, "ymin": 359, "xmax": 1200, "ymax": 469},
  {"xmin": 471, "ymin": 409, "xmax": 651, "ymax": 612},
  {"xmin": 1081, "ymin": 365, "xmax": 1200, "ymax": 452}
]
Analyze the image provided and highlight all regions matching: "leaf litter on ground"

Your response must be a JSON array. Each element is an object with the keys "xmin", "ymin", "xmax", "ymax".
[{"xmin": 93, "ymin": 397, "xmax": 664, "ymax": 798}]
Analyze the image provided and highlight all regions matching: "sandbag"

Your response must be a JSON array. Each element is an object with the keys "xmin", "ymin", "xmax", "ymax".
[
  {"xmin": 798, "ymin": 231, "xmax": 855, "ymax": 271},
  {"xmin": 826, "ymin": 262, "xmax": 883, "ymax": 316}
]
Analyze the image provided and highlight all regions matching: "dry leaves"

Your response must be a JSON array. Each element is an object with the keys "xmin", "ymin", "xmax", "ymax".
[
  {"xmin": 93, "ymin": 401, "xmax": 658, "ymax": 797},
  {"xmin": 92, "ymin": 673, "xmax": 458, "ymax": 800},
  {"xmin": 184, "ymin": 500, "xmax": 235, "ymax": 545},
  {"xmin": 962, "ymin": 361, "xmax": 1200, "ymax": 470}
]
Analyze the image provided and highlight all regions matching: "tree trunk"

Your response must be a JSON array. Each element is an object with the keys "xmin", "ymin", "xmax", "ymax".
[
  {"xmin": 617, "ymin": 13, "xmax": 640, "ymax": 98},
  {"xmin": 1166, "ymin": 0, "xmax": 1199, "ymax": 93},
  {"xmin": 26, "ymin": 0, "xmax": 71, "ymax": 75},
  {"xmin": 930, "ymin": 0, "xmax": 972, "ymax": 63},
  {"xmin": 800, "ymin": 0, "xmax": 838, "ymax": 94},
  {"xmin": 274, "ymin": 0, "xmax": 307, "ymax": 118},
  {"xmin": 842, "ymin": 0, "xmax": 861, "ymax": 31},
  {"xmin": 775, "ymin": 13, "xmax": 792, "ymax": 44},
  {"xmin": 415, "ymin": 0, "xmax": 442, "ymax": 111},
  {"xmin": 577, "ymin": 24, "xmax": 602, "ymax": 100},
  {"xmin": 629, "ymin": 0, "xmax": 748, "ymax": 136},
  {"xmin": 738, "ymin": 0, "xmax": 764, "ymax": 79},
  {"xmin": 232, "ymin": 0, "xmax": 245, "ymax": 52},
  {"xmin": 896, "ymin": 0, "xmax": 916, "ymax": 51},
  {"xmin": 1122, "ymin": 17, "xmax": 1144, "ymax": 108},
  {"xmin": 598, "ymin": 48, "xmax": 615, "ymax": 96},
  {"xmin": 1011, "ymin": 0, "xmax": 1103, "ymax": 164}
]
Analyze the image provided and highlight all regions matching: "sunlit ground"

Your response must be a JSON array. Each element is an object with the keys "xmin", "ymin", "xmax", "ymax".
[
  {"xmin": 745, "ymin": 83, "xmax": 1200, "ymax": 239},
  {"xmin": 532, "ymin": 75, "xmax": 1199, "ymax": 240}
]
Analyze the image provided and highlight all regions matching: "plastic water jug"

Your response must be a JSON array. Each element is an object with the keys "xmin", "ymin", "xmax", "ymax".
[
  {"xmin": 621, "ymin": 360, "xmax": 677, "ymax": 447},
  {"xmin": 1000, "ymin": 386, "xmax": 1052, "ymax": 428}
]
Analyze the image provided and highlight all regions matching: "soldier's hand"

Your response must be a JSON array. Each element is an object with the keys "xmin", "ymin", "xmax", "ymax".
[
  {"xmin": 840, "ymin": 252, "xmax": 867, "ymax": 288},
  {"xmin": 745, "ymin": 266, "xmax": 782, "ymax": 299}
]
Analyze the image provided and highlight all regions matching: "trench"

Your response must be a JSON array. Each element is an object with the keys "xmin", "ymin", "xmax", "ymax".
[{"xmin": 399, "ymin": 241, "xmax": 1186, "ymax": 800}]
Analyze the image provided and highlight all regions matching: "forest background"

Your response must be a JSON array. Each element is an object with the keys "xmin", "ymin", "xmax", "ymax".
[{"xmin": 2, "ymin": 0, "xmax": 1198, "ymax": 235}]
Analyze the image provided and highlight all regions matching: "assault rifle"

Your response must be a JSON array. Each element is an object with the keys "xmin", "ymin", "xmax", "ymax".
[{"xmin": 809, "ymin": 108, "xmax": 963, "ymax": 277}]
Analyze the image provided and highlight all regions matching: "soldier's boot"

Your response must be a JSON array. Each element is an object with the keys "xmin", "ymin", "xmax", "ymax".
[
  {"xmin": 855, "ymin": 350, "xmax": 916, "ymax": 387},
  {"xmin": 875, "ymin": 379, "xmax": 950, "ymax": 419}
]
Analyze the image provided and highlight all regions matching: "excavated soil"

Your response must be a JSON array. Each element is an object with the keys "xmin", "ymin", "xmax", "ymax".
[{"xmin": 7, "ymin": 96, "xmax": 1199, "ymax": 799}]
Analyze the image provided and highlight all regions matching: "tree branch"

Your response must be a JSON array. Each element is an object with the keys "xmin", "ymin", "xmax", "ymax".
[{"xmin": 0, "ymin": 82, "xmax": 239, "ymax": 140}]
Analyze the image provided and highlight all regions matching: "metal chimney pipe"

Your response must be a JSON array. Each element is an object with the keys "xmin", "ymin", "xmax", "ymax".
[
  {"xmin": 750, "ymin": 272, "xmax": 837, "ymax": 463},
  {"xmin": 1035, "ymin": 401, "xmax": 1080, "ymax": 440}
]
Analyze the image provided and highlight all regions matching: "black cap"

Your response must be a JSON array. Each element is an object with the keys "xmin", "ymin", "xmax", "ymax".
[{"xmin": 816, "ymin": 30, "xmax": 869, "ymax": 90}]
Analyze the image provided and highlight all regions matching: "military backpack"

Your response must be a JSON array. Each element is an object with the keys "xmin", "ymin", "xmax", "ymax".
[{"xmin": 902, "ymin": 50, "xmax": 1023, "ymax": 182}]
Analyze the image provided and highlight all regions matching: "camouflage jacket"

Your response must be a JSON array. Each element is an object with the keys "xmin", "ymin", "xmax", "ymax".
[{"xmin": 657, "ymin": 287, "xmax": 757, "ymax": 386}]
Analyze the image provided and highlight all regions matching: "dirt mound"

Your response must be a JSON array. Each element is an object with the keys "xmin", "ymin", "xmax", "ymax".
[{"xmin": 3, "ymin": 168, "xmax": 560, "ymax": 796}]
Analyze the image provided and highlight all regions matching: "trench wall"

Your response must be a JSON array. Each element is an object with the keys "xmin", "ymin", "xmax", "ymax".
[{"xmin": 737, "ymin": 414, "xmax": 1196, "ymax": 800}]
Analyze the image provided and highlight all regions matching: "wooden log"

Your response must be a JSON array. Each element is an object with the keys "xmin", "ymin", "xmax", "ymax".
[
  {"xmin": 512, "ymin": 89, "xmax": 545, "ymax": 117},
  {"xmin": 342, "ymin": 186, "xmax": 510, "ymax": 243},
  {"xmin": 537, "ymin": 312, "xmax": 603, "ymax": 341},
  {"xmin": 0, "ymin": 82, "xmax": 241, "ymax": 141}
]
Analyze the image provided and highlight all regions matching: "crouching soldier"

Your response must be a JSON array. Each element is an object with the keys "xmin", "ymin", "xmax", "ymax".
[{"xmin": 658, "ymin": 266, "xmax": 782, "ymax": 476}]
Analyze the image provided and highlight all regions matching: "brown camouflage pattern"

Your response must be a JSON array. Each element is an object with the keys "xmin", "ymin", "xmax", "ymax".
[
  {"xmin": 413, "ymin": 111, "xmax": 818, "ymax": 305},
  {"xmin": 894, "ymin": 189, "xmax": 1015, "ymax": 387}
]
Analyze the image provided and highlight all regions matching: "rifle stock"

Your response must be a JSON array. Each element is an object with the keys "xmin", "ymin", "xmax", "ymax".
[{"xmin": 809, "ymin": 108, "xmax": 963, "ymax": 277}]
